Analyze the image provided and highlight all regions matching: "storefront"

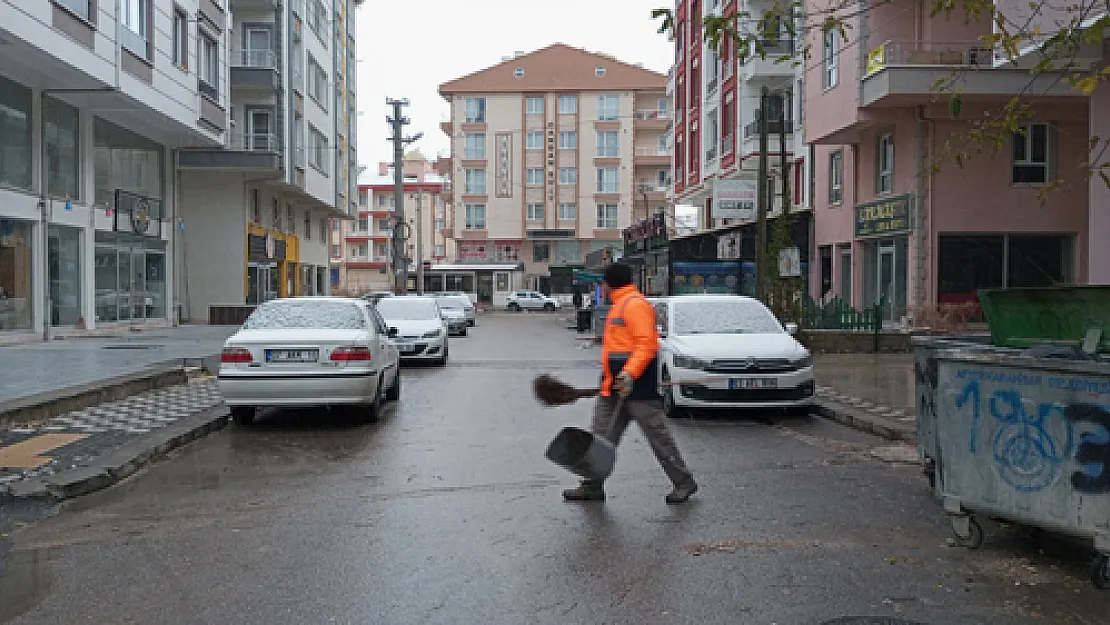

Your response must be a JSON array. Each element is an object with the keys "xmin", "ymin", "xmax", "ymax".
[
  {"xmin": 245, "ymin": 224, "xmax": 300, "ymax": 304},
  {"xmin": 854, "ymin": 194, "xmax": 911, "ymax": 323},
  {"xmin": 622, "ymin": 213, "xmax": 670, "ymax": 296},
  {"xmin": 936, "ymin": 233, "xmax": 1074, "ymax": 303},
  {"xmin": 0, "ymin": 218, "xmax": 34, "ymax": 330},
  {"xmin": 421, "ymin": 263, "xmax": 522, "ymax": 306},
  {"xmin": 48, "ymin": 225, "xmax": 82, "ymax": 326},
  {"xmin": 94, "ymin": 191, "xmax": 167, "ymax": 323}
]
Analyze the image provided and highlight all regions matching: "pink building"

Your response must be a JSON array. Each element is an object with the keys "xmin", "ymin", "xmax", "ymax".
[{"xmin": 804, "ymin": 0, "xmax": 1109, "ymax": 324}]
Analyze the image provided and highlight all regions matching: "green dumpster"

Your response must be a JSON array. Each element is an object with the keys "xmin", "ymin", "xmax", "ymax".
[{"xmin": 978, "ymin": 285, "xmax": 1110, "ymax": 352}]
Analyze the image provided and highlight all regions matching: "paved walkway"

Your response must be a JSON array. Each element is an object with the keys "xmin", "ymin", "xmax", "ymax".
[
  {"xmin": 0, "ymin": 325, "xmax": 236, "ymax": 406},
  {"xmin": 813, "ymin": 352, "xmax": 915, "ymax": 414}
]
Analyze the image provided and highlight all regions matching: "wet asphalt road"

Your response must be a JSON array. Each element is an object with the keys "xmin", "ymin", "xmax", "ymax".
[{"xmin": 0, "ymin": 313, "xmax": 1107, "ymax": 625}]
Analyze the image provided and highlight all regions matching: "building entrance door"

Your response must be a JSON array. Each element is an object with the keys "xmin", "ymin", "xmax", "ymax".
[{"xmin": 877, "ymin": 242, "xmax": 896, "ymax": 323}]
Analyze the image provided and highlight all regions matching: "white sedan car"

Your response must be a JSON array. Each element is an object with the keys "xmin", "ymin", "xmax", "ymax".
[
  {"xmin": 374, "ymin": 296, "xmax": 450, "ymax": 365},
  {"xmin": 217, "ymin": 297, "xmax": 402, "ymax": 426},
  {"xmin": 653, "ymin": 295, "xmax": 815, "ymax": 416}
]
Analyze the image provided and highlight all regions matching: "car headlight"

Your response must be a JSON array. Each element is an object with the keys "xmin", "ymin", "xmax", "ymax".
[
  {"xmin": 792, "ymin": 354, "xmax": 812, "ymax": 369},
  {"xmin": 422, "ymin": 329, "xmax": 442, "ymax": 339},
  {"xmin": 672, "ymin": 353, "xmax": 710, "ymax": 371}
]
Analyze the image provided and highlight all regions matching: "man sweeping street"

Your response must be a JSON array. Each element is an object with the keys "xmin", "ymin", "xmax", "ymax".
[{"xmin": 562, "ymin": 262, "xmax": 698, "ymax": 504}]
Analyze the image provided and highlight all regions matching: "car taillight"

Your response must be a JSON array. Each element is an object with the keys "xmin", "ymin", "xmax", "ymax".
[
  {"xmin": 220, "ymin": 347, "xmax": 253, "ymax": 363},
  {"xmin": 330, "ymin": 346, "xmax": 372, "ymax": 361}
]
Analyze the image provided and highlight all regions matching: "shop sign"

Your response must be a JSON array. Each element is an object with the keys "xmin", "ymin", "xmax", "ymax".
[
  {"xmin": 495, "ymin": 133, "xmax": 513, "ymax": 198},
  {"xmin": 712, "ymin": 178, "xmax": 757, "ymax": 220},
  {"xmin": 854, "ymin": 194, "xmax": 912, "ymax": 238},
  {"xmin": 622, "ymin": 214, "xmax": 667, "ymax": 254}
]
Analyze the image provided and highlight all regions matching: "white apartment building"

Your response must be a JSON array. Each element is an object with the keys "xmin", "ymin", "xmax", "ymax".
[
  {"xmin": 438, "ymin": 44, "xmax": 670, "ymax": 293},
  {"xmin": 177, "ymin": 0, "xmax": 361, "ymax": 322},
  {"xmin": 0, "ymin": 0, "xmax": 232, "ymax": 341},
  {"xmin": 672, "ymin": 0, "xmax": 810, "ymax": 226}
]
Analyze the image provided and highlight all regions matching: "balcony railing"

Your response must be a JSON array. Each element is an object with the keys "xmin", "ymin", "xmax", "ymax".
[
  {"xmin": 751, "ymin": 38, "xmax": 795, "ymax": 57},
  {"xmin": 638, "ymin": 183, "xmax": 669, "ymax": 194},
  {"xmin": 722, "ymin": 133, "xmax": 734, "ymax": 155},
  {"xmin": 866, "ymin": 40, "xmax": 994, "ymax": 76},
  {"xmin": 706, "ymin": 76, "xmax": 718, "ymax": 94},
  {"xmin": 705, "ymin": 146, "xmax": 717, "ymax": 161},
  {"xmin": 233, "ymin": 49, "xmax": 277, "ymax": 69},
  {"xmin": 635, "ymin": 147, "xmax": 672, "ymax": 157},
  {"xmin": 229, "ymin": 133, "xmax": 280, "ymax": 152},
  {"xmin": 635, "ymin": 109, "xmax": 671, "ymax": 121},
  {"xmin": 743, "ymin": 119, "xmax": 794, "ymax": 138}
]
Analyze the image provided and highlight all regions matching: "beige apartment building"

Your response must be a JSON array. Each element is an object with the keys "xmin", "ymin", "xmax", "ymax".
[{"xmin": 438, "ymin": 44, "xmax": 670, "ymax": 290}]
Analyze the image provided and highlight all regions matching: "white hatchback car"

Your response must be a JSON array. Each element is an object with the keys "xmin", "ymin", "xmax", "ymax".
[
  {"xmin": 653, "ymin": 295, "xmax": 814, "ymax": 416},
  {"xmin": 217, "ymin": 297, "xmax": 401, "ymax": 426},
  {"xmin": 374, "ymin": 296, "xmax": 450, "ymax": 365}
]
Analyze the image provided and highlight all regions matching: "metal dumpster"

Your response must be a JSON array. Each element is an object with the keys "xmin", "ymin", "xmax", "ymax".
[{"xmin": 928, "ymin": 346, "xmax": 1110, "ymax": 587}]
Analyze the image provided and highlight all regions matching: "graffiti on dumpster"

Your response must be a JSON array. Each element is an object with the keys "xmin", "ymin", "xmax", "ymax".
[{"xmin": 953, "ymin": 368, "xmax": 1110, "ymax": 494}]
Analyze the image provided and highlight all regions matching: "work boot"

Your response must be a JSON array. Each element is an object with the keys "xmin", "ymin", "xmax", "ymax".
[
  {"xmin": 563, "ymin": 482, "xmax": 605, "ymax": 502},
  {"xmin": 665, "ymin": 480, "xmax": 698, "ymax": 504}
]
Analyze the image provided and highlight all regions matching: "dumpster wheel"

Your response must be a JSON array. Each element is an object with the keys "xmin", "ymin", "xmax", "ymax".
[
  {"xmin": 1090, "ymin": 554, "xmax": 1110, "ymax": 589},
  {"xmin": 951, "ymin": 516, "xmax": 983, "ymax": 549}
]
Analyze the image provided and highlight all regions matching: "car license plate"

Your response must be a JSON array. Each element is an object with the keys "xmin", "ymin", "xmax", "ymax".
[
  {"xmin": 266, "ymin": 349, "xmax": 318, "ymax": 363},
  {"xmin": 398, "ymin": 343, "xmax": 416, "ymax": 354},
  {"xmin": 729, "ymin": 378, "xmax": 777, "ymax": 390}
]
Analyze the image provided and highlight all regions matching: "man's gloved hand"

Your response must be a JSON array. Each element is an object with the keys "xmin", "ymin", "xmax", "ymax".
[{"xmin": 614, "ymin": 371, "xmax": 634, "ymax": 397}]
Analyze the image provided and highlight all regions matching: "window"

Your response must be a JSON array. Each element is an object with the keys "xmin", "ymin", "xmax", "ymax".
[
  {"xmin": 526, "ymin": 203, "xmax": 544, "ymax": 221},
  {"xmin": 121, "ymin": 0, "xmax": 149, "ymax": 57},
  {"xmin": 558, "ymin": 167, "xmax": 577, "ymax": 185},
  {"xmin": 378, "ymin": 194, "xmax": 392, "ymax": 208},
  {"xmin": 199, "ymin": 32, "xmax": 218, "ymax": 100},
  {"xmin": 463, "ymin": 133, "xmax": 486, "ymax": 159},
  {"xmin": 332, "ymin": 219, "xmax": 340, "ymax": 231},
  {"xmin": 272, "ymin": 199, "xmax": 281, "ymax": 229},
  {"xmin": 45, "ymin": 97, "xmax": 79, "ymax": 199},
  {"xmin": 513, "ymin": 67, "xmax": 524, "ymax": 78},
  {"xmin": 357, "ymin": 217, "xmax": 368, "ymax": 232},
  {"xmin": 558, "ymin": 95, "xmax": 578, "ymax": 114},
  {"xmin": 526, "ymin": 131, "xmax": 544, "ymax": 150},
  {"xmin": 250, "ymin": 189, "xmax": 260, "ymax": 223},
  {"xmin": 308, "ymin": 55, "xmax": 328, "ymax": 109},
  {"xmin": 596, "ymin": 131, "xmax": 618, "ymax": 157},
  {"xmin": 828, "ymin": 149, "xmax": 843, "ymax": 204},
  {"xmin": 596, "ymin": 204, "xmax": 618, "ymax": 229},
  {"xmin": 533, "ymin": 242, "xmax": 551, "ymax": 262},
  {"xmin": 464, "ymin": 168, "xmax": 486, "ymax": 194},
  {"xmin": 876, "ymin": 132, "xmax": 893, "ymax": 194},
  {"xmin": 597, "ymin": 94, "xmax": 619, "ymax": 121},
  {"xmin": 823, "ymin": 29, "xmax": 838, "ymax": 88},
  {"xmin": 526, "ymin": 96, "xmax": 544, "ymax": 114},
  {"xmin": 558, "ymin": 131, "xmax": 577, "ymax": 149},
  {"xmin": 465, "ymin": 97, "xmax": 486, "ymax": 123},
  {"xmin": 0, "ymin": 75, "xmax": 32, "ymax": 189},
  {"xmin": 331, "ymin": 245, "xmax": 341, "ymax": 257},
  {"xmin": 307, "ymin": 0, "xmax": 327, "ymax": 42},
  {"xmin": 595, "ymin": 65, "xmax": 606, "ymax": 77},
  {"xmin": 320, "ymin": 219, "xmax": 327, "ymax": 241},
  {"xmin": 558, "ymin": 203, "xmax": 577, "ymax": 220},
  {"xmin": 596, "ymin": 167, "xmax": 618, "ymax": 193},
  {"xmin": 1012, "ymin": 123, "xmax": 1051, "ymax": 184},
  {"xmin": 304, "ymin": 210, "xmax": 312, "ymax": 239},
  {"xmin": 464, "ymin": 204, "xmax": 486, "ymax": 229},
  {"xmin": 93, "ymin": 118, "xmax": 163, "ymax": 207},
  {"xmin": 56, "ymin": 0, "xmax": 91, "ymax": 20},
  {"xmin": 172, "ymin": 8, "xmax": 188, "ymax": 68},
  {"xmin": 308, "ymin": 124, "xmax": 329, "ymax": 173},
  {"xmin": 378, "ymin": 218, "xmax": 391, "ymax": 232},
  {"xmin": 434, "ymin": 217, "xmax": 445, "ymax": 231},
  {"xmin": 526, "ymin": 168, "xmax": 544, "ymax": 186},
  {"xmin": 706, "ymin": 109, "xmax": 718, "ymax": 161}
]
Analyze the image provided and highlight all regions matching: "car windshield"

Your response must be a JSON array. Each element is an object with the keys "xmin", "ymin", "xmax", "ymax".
[
  {"xmin": 375, "ymin": 298, "xmax": 439, "ymax": 320},
  {"xmin": 242, "ymin": 299, "xmax": 366, "ymax": 330},
  {"xmin": 671, "ymin": 299, "xmax": 783, "ymax": 335}
]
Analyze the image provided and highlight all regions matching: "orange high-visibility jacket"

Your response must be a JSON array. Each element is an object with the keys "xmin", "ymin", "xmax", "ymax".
[{"xmin": 600, "ymin": 284, "xmax": 661, "ymax": 399}]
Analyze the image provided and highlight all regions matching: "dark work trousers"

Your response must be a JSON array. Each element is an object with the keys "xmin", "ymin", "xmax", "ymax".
[{"xmin": 581, "ymin": 394, "xmax": 694, "ymax": 490}]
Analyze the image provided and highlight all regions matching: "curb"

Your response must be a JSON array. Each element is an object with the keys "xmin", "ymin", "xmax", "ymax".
[
  {"xmin": 4, "ymin": 405, "xmax": 230, "ymax": 501},
  {"xmin": 813, "ymin": 398, "xmax": 917, "ymax": 443}
]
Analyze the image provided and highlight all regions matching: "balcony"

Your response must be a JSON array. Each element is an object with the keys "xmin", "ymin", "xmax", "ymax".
[
  {"xmin": 737, "ymin": 39, "xmax": 797, "ymax": 81},
  {"xmin": 634, "ymin": 109, "xmax": 671, "ymax": 129},
  {"xmin": 634, "ymin": 146, "xmax": 672, "ymax": 166},
  {"xmin": 705, "ymin": 145, "xmax": 718, "ymax": 162},
  {"xmin": 230, "ymin": 49, "xmax": 280, "ymax": 91},
  {"xmin": 177, "ymin": 133, "xmax": 282, "ymax": 171},
  {"xmin": 637, "ymin": 183, "xmax": 669, "ymax": 200},
  {"xmin": 741, "ymin": 119, "xmax": 794, "ymax": 155},
  {"xmin": 861, "ymin": 39, "xmax": 1083, "ymax": 106}
]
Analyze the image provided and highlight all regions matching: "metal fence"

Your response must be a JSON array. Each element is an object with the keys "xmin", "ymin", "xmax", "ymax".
[{"xmin": 802, "ymin": 296, "xmax": 885, "ymax": 332}]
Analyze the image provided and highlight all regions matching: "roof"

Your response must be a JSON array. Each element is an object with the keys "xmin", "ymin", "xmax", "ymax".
[{"xmin": 438, "ymin": 43, "xmax": 666, "ymax": 98}]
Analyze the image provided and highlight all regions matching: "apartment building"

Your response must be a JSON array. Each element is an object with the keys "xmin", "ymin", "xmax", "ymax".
[
  {"xmin": 437, "ymin": 44, "xmax": 670, "ymax": 289},
  {"xmin": 0, "ymin": 0, "xmax": 233, "ymax": 341},
  {"xmin": 805, "ymin": 0, "xmax": 1105, "ymax": 325},
  {"xmin": 671, "ymin": 0, "xmax": 810, "ymax": 229},
  {"xmin": 332, "ymin": 152, "xmax": 448, "ymax": 294},
  {"xmin": 176, "ymin": 0, "xmax": 362, "ymax": 321}
]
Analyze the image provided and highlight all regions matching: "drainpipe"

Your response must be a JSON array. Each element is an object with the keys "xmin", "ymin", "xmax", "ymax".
[
  {"xmin": 172, "ymin": 148, "xmax": 180, "ymax": 326},
  {"xmin": 857, "ymin": 0, "xmax": 869, "ymax": 107},
  {"xmin": 913, "ymin": 105, "xmax": 930, "ymax": 316}
]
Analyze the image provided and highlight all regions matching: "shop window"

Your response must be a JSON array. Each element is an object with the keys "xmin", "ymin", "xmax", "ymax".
[
  {"xmin": 94, "ymin": 233, "xmax": 166, "ymax": 322},
  {"xmin": 0, "ymin": 219, "xmax": 33, "ymax": 329},
  {"xmin": 937, "ymin": 235, "xmax": 1005, "ymax": 304},
  {"xmin": 46, "ymin": 97, "xmax": 80, "ymax": 199},
  {"xmin": 0, "ymin": 74, "xmax": 33, "ymax": 190},
  {"xmin": 1008, "ymin": 235, "xmax": 1071, "ymax": 287},
  {"xmin": 554, "ymin": 240, "xmax": 580, "ymax": 263},
  {"xmin": 94, "ymin": 118, "xmax": 164, "ymax": 208},
  {"xmin": 49, "ymin": 226, "xmax": 83, "ymax": 326},
  {"xmin": 1012, "ymin": 123, "xmax": 1052, "ymax": 184},
  {"xmin": 533, "ymin": 242, "xmax": 551, "ymax": 262}
]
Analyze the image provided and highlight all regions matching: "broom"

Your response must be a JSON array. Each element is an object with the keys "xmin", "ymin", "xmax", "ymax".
[{"xmin": 533, "ymin": 373, "xmax": 713, "ymax": 407}]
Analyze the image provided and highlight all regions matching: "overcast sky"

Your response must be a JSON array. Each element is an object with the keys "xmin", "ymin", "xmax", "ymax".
[{"xmin": 354, "ymin": 0, "xmax": 675, "ymax": 168}]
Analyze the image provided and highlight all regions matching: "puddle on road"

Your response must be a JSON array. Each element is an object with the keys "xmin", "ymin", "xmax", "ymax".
[{"xmin": 0, "ymin": 549, "xmax": 52, "ymax": 622}]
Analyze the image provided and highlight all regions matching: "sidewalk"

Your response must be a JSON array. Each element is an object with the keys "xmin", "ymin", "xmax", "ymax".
[{"xmin": 813, "ymin": 352, "xmax": 917, "ymax": 442}]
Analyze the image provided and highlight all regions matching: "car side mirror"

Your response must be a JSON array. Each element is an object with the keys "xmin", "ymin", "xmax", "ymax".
[
  {"xmin": 387, "ymin": 327, "xmax": 399, "ymax": 338},
  {"xmin": 784, "ymin": 322, "xmax": 799, "ymax": 335}
]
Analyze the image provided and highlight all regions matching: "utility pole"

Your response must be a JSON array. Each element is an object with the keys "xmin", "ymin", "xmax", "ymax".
[
  {"xmin": 755, "ymin": 85, "xmax": 769, "ymax": 301},
  {"xmin": 386, "ymin": 97, "xmax": 421, "ymax": 294},
  {"xmin": 414, "ymin": 191, "xmax": 424, "ymax": 295}
]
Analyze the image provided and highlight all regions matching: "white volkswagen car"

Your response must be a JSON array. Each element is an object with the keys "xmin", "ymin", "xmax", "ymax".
[
  {"xmin": 506, "ymin": 290, "xmax": 562, "ymax": 312},
  {"xmin": 374, "ymin": 296, "xmax": 450, "ymax": 365},
  {"xmin": 653, "ymin": 295, "xmax": 814, "ymax": 416},
  {"xmin": 217, "ymin": 297, "xmax": 402, "ymax": 426}
]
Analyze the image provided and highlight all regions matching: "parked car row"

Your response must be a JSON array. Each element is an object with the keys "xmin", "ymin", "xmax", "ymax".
[{"xmin": 217, "ymin": 293, "xmax": 475, "ymax": 427}]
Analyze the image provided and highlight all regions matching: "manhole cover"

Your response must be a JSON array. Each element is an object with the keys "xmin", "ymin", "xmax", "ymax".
[
  {"xmin": 820, "ymin": 619, "xmax": 928, "ymax": 625},
  {"xmin": 102, "ymin": 344, "xmax": 163, "ymax": 350}
]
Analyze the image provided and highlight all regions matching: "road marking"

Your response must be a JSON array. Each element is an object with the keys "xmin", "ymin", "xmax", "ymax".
[{"xmin": 0, "ymin": 433, "xmax": 88, "ymax": 469}]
